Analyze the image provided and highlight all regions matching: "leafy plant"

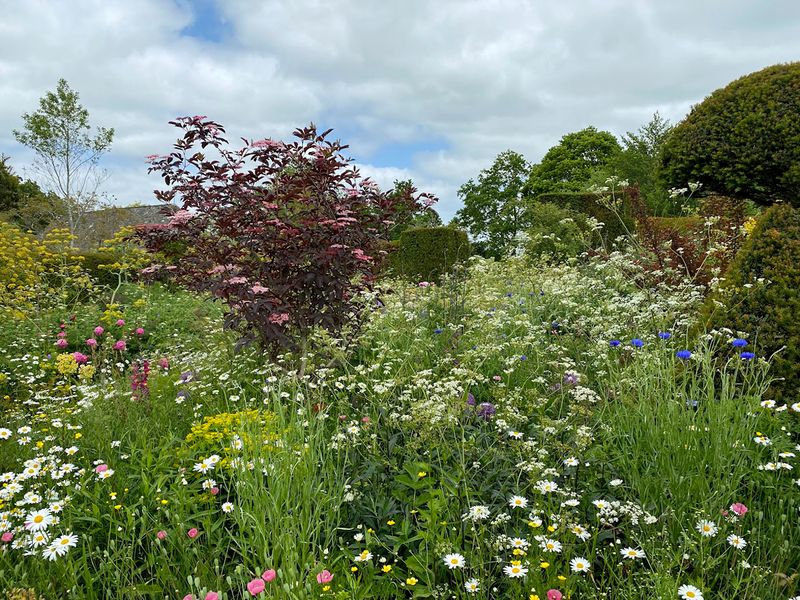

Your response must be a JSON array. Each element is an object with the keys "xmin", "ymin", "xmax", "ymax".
[
  {"xmin": 392, "ymin": 227, "xmax": 470, "ymax": 282},
  {"xmin": 138, "ymin": 116, "xmax": 435, "ymax": 355}
]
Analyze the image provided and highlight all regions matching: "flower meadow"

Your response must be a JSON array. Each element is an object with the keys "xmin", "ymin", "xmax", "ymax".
[{"xmin": 1, "ymin": 250, "xmax": 799, "ymax": 600}]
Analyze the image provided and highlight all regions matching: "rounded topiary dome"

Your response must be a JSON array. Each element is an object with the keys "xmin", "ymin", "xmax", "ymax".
[{"xmin": 661, "ymin": 62, "xmax": 800, "ymax": 206}]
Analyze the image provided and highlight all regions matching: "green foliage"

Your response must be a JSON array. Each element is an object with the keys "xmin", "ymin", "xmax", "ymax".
[
  {"xmin": 535, "ymin": 190, "xmax": 633, "ymax": 247},
  {"xmin": 524, "ymin": 202, "xmax": 590, "ymax": 263},
  {"xmin": 647, "ymin": 215, "xmax": 704, "ymax": 235},
  {"xmin": 613, "ymin": 112, "xmax": 675, "ymax": 215},
  {"xmin": 527, "ymin": 127, "xmax": 621, "ymax": 197},
  {"xmin": 13, "ymin": 79, "xmax": 114, "ymax": 237},
  {"xmin": 387, "ymin": 179, "xmax": 443, "ymax": 241},
  {"xmin": 78, "ymin": 251, "xmax": 122, "ymax": 287},
  {"xmin": 453, "ymin": 150, "xmax": 531, "ymax": 257},
  {"xmin": 661, "ymin": 62, "xmax": 800, "ymax": 205},
  {"xmin": 704, "ymin": 204, "xmax": 800, "ymax": 401},
  {"xmin": 393, "ymin": 227, "xmax": 470, "ymax": 282},
  {"xmin": 0, "ymin": 156, "xmax": 63, "ymax": 233}
]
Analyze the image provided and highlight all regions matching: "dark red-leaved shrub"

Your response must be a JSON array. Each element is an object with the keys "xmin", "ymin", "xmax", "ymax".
[{"xmin": 138, "ymin": 116, "xmax": 435, "ymax": 354}]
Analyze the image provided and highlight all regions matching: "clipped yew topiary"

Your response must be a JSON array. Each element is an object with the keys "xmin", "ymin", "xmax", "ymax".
[
  {"xmin": 661, "ymin": 62, "xmax": 800, "ymax": 205},
  {"xmin": 535, "ymin": 191, "xmax": 633, "ymax": 247},
  {"xmin": 393, "ymin": 227, "xmax": 470, "ymax": 282},
  {"xmin": 705, "ymin": 204, "xmax": 800, "ymax": 400}
]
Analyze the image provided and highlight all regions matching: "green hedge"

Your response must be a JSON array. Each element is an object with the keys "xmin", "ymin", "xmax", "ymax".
[
  {"xmin": 76, "ymin": 252, "xmax": 123, "ymax": 287},
  {"xmin": 703, "ymin": 204, "xmax": 800, "ymax": 401},
  {"xmin": 393, "ymin": 227, "xmax": 470, "ymax": 282},
  {"xmin": 534, "ymin": 192, "xmax": 633, "ymax": 247}
]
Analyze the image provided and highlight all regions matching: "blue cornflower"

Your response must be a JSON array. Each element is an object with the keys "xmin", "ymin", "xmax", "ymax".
[
  {"xmin": 631, "ymin": 338, "xmax": 644, "ymax": 348},
  {"xmin": 658, "ymin": 332, "xmax": 672, "ymax": 340},
  {"xmin": 740, "ymin": 351, "xmax": 756, "ymax": 360},
  {"xmin": 676, "ymin": 350, "xmax": 692, "ymax": 360},
  {"xmin": 519, "ymin": 355, "xmax": 527, "ymax": 361},
  {"xmin": 434, "ymin": 328, "xmax": 443, "ymax": 334},
  {"xmin": 609, "ymin": 340, "xmax": 621, "ymax": 347},
  {"xmin": 732, "ymin": 338, "xmax": 748, "ymax": 347},
  {"xmin": 551, "ymin": 321, "xmax": 560, "ymax": 329},
  {"xmin": 506, "ymin": 292, "xmax": 513, "ymax": 297},
  {"xmin": 686, "ymin": 399, "xmax": 699, "ymax": 409}
]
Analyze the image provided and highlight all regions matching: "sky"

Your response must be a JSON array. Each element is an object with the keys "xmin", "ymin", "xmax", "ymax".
[{"xmin": 1, "ymin": 1, "xmax": 799, "ymax": 220}]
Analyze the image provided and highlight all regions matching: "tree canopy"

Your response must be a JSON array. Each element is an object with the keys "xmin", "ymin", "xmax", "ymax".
[
  {"xmin": 453, "ymin": 150, "xmax": 531, "ymax": 258},
  {"xmin": 660, "ymin": 62, "xmax": 800, "ymax": 206}
]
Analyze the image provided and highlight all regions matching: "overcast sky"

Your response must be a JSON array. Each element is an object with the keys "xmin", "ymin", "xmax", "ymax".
[{"xmin": 1, "ymin": 0, "xmax": 799, "ymax": 219}]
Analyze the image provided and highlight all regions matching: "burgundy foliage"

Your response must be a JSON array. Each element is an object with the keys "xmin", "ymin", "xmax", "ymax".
[{"xmin": 138, "ymin": 116, "xmax": 436, "ymax": 353}]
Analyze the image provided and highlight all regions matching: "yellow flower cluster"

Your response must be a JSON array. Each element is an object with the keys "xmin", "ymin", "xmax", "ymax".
[
  {"xmin": 742, "ymin": 216, "xmax": 758, "ymax": 237},
  {"xmin": 96, "ymin": 226, "xmax": 152, "ymax": 276},
  {"xmin": 54, "ymin": 353, "xmax": 79, "ymax": 376},
  {"xmin": 184, "ymin": 409, "xmax": 279, "ymax": 465},
  {"xmin": 0, "ymin": 224, "xmax": 93, "ymax": 313}
]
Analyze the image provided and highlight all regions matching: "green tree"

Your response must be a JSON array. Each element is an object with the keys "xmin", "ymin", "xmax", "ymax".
[
  {"xmin": 614, "ymin": 112, "xmax": 674, "ymax": 215},
  {"xmin": 661, "ymin": 62, "xmax": 800, "ymax": 205},
  {"xmin": 527, "ymin": 126, "xmax": 621, "ymax": 197},
  {"xmin": 0, "ymin": 155, "xmax": 64, "ymax": 233},
  {"xmin": 387, "ymin": 179, "xmax": 442, "ymax": 241},
  {"xmin": 453, "ymin": 150, "xmax": 531, "ymax": 257},
  {"xmin": 13, "ymin": 78, "xmax": 114, "ymax": 242}
]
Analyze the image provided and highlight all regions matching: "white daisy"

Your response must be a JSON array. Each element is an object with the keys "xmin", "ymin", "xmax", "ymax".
[
  {"xmin": 221, "ymin": 502, "xmax": 234, "ymax": 513},
  {"xmin": 464, "ymin": 579, "xmax": 479, "ymax": 593},
  {"xmin": 727, "ymin": 534, "xmax": 747, "ymax": 549},
  {"xmin": 620, "ymin": 547, "xmax": 645, "ymax": 560},
  {"xmin": 695, "ymin": 520, "xmax": 717, "ymax": 537},
  {"xmin": 25, "ymin": 508, "xmax": 54, "ymax": 531},
  {"xmin": 443, "ymin": 553, "xmax": 465, "ymax": 569},
  {"xmin": 503, "ymin": 563, "xmax": 528, "ymax": 578},
  {"xmin": 677, "ymin": 584, "xmax": 704, "ymax": 600},
  {"xmin": 570, "ymin": 556, "xmax": 590, "ymax": 573},
  {"xmin": 508, "ymin": 495, "xmax": 528, "ymax": 509}
]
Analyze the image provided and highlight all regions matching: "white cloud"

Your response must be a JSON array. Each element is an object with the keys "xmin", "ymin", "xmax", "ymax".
[{"xmin": 1, "ymin": 0, "xmax": 799, "ymax": 219}]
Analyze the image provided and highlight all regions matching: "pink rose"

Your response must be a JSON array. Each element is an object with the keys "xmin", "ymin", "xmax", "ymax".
[
  {"xmin": 547, "ymin": 591, "xmax": 563, "ymax": 600},
  {"xmin": 247, "ymin": 578, "xmax": 265, "ymax": 595},
  {"xmin": 730, "ymin": 502, "xmax": 748, "ymax": 517},
  {"xmin": 262, "ymin": 569, "xmax": 276, "ymax": 582},
  {"xmin": 316, "ymin": 570, "xmax": 334, "ymax": 584},
  {"xmin": 187, "ymin": 528, "xmax": 199, "ymax": 539},
  {"xmin": 156, "ymin": 530, "xmax": 167, "ymax": 540},
  {"xmin": 1, "ymin": 532, "xmax": 13, "ymax": 542},
  {"xmin": 95, "ymin": 464, "xmax": 108, "ymax": 473}
]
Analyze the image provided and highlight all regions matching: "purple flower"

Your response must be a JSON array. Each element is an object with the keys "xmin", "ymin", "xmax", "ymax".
[
  {"xmin": 434, "ymin": 328, "xmax": 443, "ymax": 334},
  {"xmin": 476, "ymin": 402, "xmax": 496, "ymax": 419},
  {"xmin": 676, "ymin": 350, "xmax": 692, "ymax": 360},
  {"xmin": 740, "ymin": 351, "xmax": 756, "ymax": 360},
  {"xmin": 563, "ymin": 372, "xmax": 579, "ymax": 386},
  {"xmin": 732, "ymin": 338, "xmax": 748, "ymax": 348},
  {"xmin": 519, "ymin": 355, "xmax": 527, "ymax": 361},
  {"xmin": 631, "ymin": 338, "xmax": 644, "ymax": 348},
  {"xmin": 466, "ymin": 392, "xmax": 476, "ymax": 406},
  {"xmin": 658, "ymin": 332, "xmax": 671, "ymax": 340},
  {"xmin": 609, "ymin": 340, "xmax": 621, "ymax": 347}
]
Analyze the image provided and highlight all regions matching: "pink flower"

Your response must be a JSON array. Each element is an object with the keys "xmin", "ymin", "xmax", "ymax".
[
  {"xmin": 210, "ymin": 487, "xmax": 219, "ymax": 496},
  {"xmin": 158, "ymin": 357, "xmax": 170, "ymax": 370},
  {"xmin": 86, "ymin": 338, "xmax": 97, "ymax": 348},
  {"xmin": 183, "ymin": 595, "xmax": 194, "ymax": 600},
  {"xmin": 247, "ymin": 578, "xmax": 265, "ymax": 595},
  {"xmin": 316, "ymin": 570, "xmax": 334, "ymax": 584},
  {"xmin": 730, "ymin": 502, "xmax": 748, "ymax": 517},
  {"xmin": 135, "ymin": 327, "xmax": 145, "ymax": 336},
  {"xmin": 187, "ymin": 528, "xmax": 199, "ymax": 539},
  {"xmin": 361, "ymin": 417, "xmax": 370, "ymax": 424},
  {"xmin": 1, "ymin": 532, "xmax": 13, "ymax": 543},
  {"xmin": 262, "ymin": 569, "xmax": 276, "ymax": 582},
  {"xmin": 73, "ymin": 352, "xmax": 88, "ymax": 364},
  {"xmin": 156, "ymin": 530, "xmax": 167, "ymax": 540},
  {"xmin": 57, "ymin": 331, "xmax": 67, "ymax": 338},
  {"xmin": 268, "ymin": 312, "xmax": 290, "ymax": 325},
  {"xmin": 113, "ymin": 340, "xmax": 126, "ymax": 351},
  {"xmin": 547, "ymin": 590, "xmax": 563, "ymax": 600},
  {"xmin": 204, "ymin": 593, "xmax": 219, "ymax": 600},
  {"xmin": 116, "ymin": 319, "xmax": 125, "ymax": 327},
  {"xmin": 95, "ymin": 464, "xmax": 108, "ymax": 473},
  {"xmin": 55, "ymin": 339, "xmax": 68, "ymax": 349},
  {"xmin": 418, "ymin": 281, "xmax": 431, "ymax": 288},
  {"xmin": 94, "ymin": 326, "xmax": 104, "ymax": 336}
]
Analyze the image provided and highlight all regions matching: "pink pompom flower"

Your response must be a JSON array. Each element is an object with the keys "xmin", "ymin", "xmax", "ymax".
[
  {"xmin": 94, "ymin": 326, "xmax": 104, "ymax": 336},
  {"xmin": 187, "ymin": 528, "xmax": 199, "ymax": 539},
  {"xmin": 73, "ymin": 352, "xmax": 88, "ymax": 364},
  {"xmin": 262, "ymin": 569, "xmax": 276, "ymax": 582},
  {"xmin": 86, "ymin": 338, "xmax": 97, "ymax": 348},
  {"xmin": 183, "ymin": 595, "xmax": 194, "ymax": 600},
  {"xmin": 156, "ymin": 530, "xmax": 167, "ymax": 540},
  {"xmin": 547, "ymin": 590, "xmax": 563, "ymax": 600},
  {"xmin": 247, "ymin": 578, "xmax": 265, "ymax": 595},
  {"xmin": 135, "ymin": 327, "xmax": 145, "ymax": 336},
  {"xmin": 113, "ymin": 340, "xmax": 126, "ymax": 351},
  {"xmin": 55, "ymin": 339, "xmax": 68, "ymax": 349},
  {"xmin": 1, "ymin": 532, "xmax": 13, "ymax": 543},
  {"xmin": 730, "ymin": 502, "xmax": 748, "ymax": 517},
  {"xmin": 204, "ymin": 593, "xmax": 219, "ymax": 600},
  {"xmin": 316, "ymin": 570, "xmax": 334, "ymax": 584},
  {"xmin": 116, "ymin": 319, "xmax": 125, "ymax": 327}
]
